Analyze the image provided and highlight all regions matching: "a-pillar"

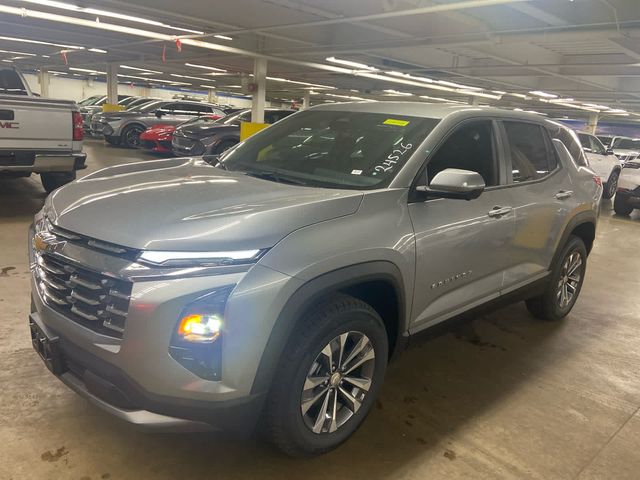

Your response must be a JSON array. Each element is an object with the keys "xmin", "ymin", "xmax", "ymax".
[
  {"xmin": 302, "ymin": 91, "xmax": 311, "ymax": 110},
  {"xmin": 251, "ymin": 57, "xmax": 267, "ymax": 123},
  {"xmin": 587, "ymin": 113, "xmax": 599, "ymax": 135},
  {"xmin": 37, "ymin": 68, "xmax": 50, "ymax": 98},
  {"xmin": 106, "ymin": 63, "xmax": 118, "ymax": 105}
]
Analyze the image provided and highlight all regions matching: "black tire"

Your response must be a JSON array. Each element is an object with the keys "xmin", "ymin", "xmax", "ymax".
[
  {"xmin": 211, "ymin": 139, "xmax": 238, "ymax": 155},
  {"xmin": 614, "ymin": 194, "xmax": 634, "ymax": 216},
  {"xmin": 602, "ymin": 170, "xmax": 620, "ymax": 200},
  {"xmin": 265, "ymin": 294, "xmax": 388, "ymax": 457},
  {"xmin": 525, "ymin": 235, "xmax": 587, "ymax": 321},
  {"xmin": 41, "ymin": 171, "xmax": 76, "ymax": 193},
  {"xmin": 121, "ymin": 124, "xmax": 145, "ymax": 148},
  {"xmin": 104, "ymin": 135, "xmax": 121, "ymax": 146}
]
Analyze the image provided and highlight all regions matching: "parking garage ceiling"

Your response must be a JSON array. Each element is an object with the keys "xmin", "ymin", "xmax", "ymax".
[{"xmin": 1, "ymin": 0, "xmax": 640, "ymax": 119}]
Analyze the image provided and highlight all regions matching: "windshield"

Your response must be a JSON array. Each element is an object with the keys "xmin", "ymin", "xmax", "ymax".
[
  {"xmin": 215, "ymin": 110, "xmax": 248, "ymax": 125},
  {"xmin": 220, "ymin": 110, "xmax": 440, "ymax": 189},
  {"xmin": 134, "ymin": 100, "xmax": 165, "ymax": 112},
  {"xmin": 78, "ymin": 95, "xmax": 102, "ymax": 106},
  {"xmin": 614, "ymin": 138, "xmax": 640, "ymax": 150}
]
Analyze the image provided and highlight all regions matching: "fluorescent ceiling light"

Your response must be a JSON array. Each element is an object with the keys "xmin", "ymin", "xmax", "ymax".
[
  {"xmin": 529, "ymin": 90, "xmax": 558, "ymax": 98},
  {"xmin": 608, "ymin": 108, "xmax": 627, "ymax": 114},
  {"xmin": 326, "ymin": 57, "xmax": 379, "ymax": 72},
  {"xmin": 88, "ymin": 48, "xmax": 107, "ymax": 53},
  {"xmin": 223, "ymin": 85, "xmax": 242, "ymax": 88},
  {"xmin": 460, "ymin": 90, "xmax": 502, "ymax": 99},
  {"xmin": 383, "ymin": 89, "xmax": 413, "ymax": 96},
  {"xmin": 507, "ymin": 93, "xmax": 529, "ymax": 99},
  {"xmin": 118, "ymin": 74, "xmax": 189, "ymax": 85},
  {"xmin": 185, "ymin": 62, "xmax": 227, "ymax": 72},
  {"xmin": 582, "ymin": 103, "xmax": 610, "ymax": 110},
  {"xmin": 436, "ymin": 80, "xmax": 481, "ymax": 91},
  {"xmin": 214, "ymin": 35, "xmax": 233, "ymax": 41},
  {"xmin": 419, "ymin": 95, "xmax": 464, "ymax": 104},
  {"xmin": 171, "ymin": 73, "xmax": 212, "ymax": 81},
  {"xmin": 0, "ymin": 49, "xmax": 37, "ymax": 56},
  {"xmin": 200, "ymin": 84, "xmax": 217, "ymax": 89},
  {"xmin": 325, "ymin": 92, "xmax": 368, "ymax": 101},
  {"xmin": 48, "ymin": 70, "xmax": 68, "ymax": 74},
  {"xmin": 69, "ymin": 67, "xmax": 106, "ymax": 74},
  {"xmin": 491, "ymin": 90, "xmax": 507, "ymax": 95},
  {"xmin": 553, "ymin": 102, "xmax": 600, "ymax": 113},
  {"xmin": 386, "ymin": 71, "xmax": 433, "ymax": 83},
  {"xmin": 0, "ymin": 34, "xmax": 83, "ymax": 50},
  {"xmin": 120, "ymin": 65, "xmax": 162, "ymax": 74},
  {"xmin": 266, "ymin": 76, "xmax": 335, "ymax": 90},
  {"xmin": 1, "ymin": 59, "xmax": 13, "ymax": 63},
  {"xmin": 17, "ymin": 0, "xmax": 204, "ymax": 34}
]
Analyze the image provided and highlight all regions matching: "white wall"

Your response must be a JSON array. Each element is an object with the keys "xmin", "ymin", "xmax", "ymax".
[{"xmin": 23, "ymin": 74, "xmax": 285, "ymax": 109}]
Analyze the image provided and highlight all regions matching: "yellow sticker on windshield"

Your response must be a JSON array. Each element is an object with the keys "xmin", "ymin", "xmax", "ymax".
[{"xmin": 383, "ymin": 118, "xmax": 409, "ymax": 127}]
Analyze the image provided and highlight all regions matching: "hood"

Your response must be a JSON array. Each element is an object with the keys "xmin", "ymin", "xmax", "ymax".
[
  {"xmin": 177, "ymin": 123, "xmax": 238, "ymax": 139},
  {"xmin": 46, "ymin": 158, "xmax": 363, "ymax": 252},
  {"xmin": 613, "ymin": 149, "xmax": 640, "ymax": 156}
]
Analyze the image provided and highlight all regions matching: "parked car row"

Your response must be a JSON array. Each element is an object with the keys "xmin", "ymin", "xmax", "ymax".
[{"xmin": 596, "ymin": 135, "xmax": 640, "ymax": 164}]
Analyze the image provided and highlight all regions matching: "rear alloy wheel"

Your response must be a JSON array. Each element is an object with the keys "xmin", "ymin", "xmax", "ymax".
[
  {"xmin": 121, "ymin": 124, "xmax": 145, "ymax": 148},
  {"xmin": 526, "ymin": 235, "xmax": 587, "ymax": 321},
  {"xmin": 266, "ymin": 294, "xmax": 388, "ymax": 457},
  {"xmin": 602, "ymin": 170, "xmax": 619, "ymax": 200},
  {"xmin": 614, "ymin": 194, "xmax": 634, "ymax": 216}
]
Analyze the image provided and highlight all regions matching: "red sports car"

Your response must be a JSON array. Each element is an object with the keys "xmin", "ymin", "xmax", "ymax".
[
  {"xmin": 139, "ymin": 124, "xmax": 177, "ymax": 154},
  {"xmin": 139, "ymin": 114, "xmax": 224, "ymax": 154}
]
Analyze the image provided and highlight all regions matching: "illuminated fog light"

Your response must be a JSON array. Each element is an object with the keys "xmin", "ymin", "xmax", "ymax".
[{"xmin": 178, "ymin": 313, "xmax": 222, "ymax": 342}]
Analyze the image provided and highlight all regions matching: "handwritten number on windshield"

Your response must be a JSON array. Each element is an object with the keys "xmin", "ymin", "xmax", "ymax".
[{"xmin": 375, "ymin": 142, "xmax": 413, "ymax": 173}]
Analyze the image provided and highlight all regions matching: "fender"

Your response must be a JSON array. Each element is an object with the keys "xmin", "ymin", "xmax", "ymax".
[
  {"xmin": 250, "ymin": 261, "xmax": 407, "ymax": 395},
  {"xmin": 549, "ymin": 210, "xmax": 597, "ymax": 270}
]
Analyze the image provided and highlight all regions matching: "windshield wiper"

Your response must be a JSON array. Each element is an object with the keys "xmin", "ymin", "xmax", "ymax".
[{"xmin": 243, "ymin": 169, "xmax": 308, "ymax": 186}]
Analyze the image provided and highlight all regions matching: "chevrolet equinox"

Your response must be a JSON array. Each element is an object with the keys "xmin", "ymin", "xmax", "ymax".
[{"xmin": 29, "ymin": 103, "xmax": 602, "ymax": 456}]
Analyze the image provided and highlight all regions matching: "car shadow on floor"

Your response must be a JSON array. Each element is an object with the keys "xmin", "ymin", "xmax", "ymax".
[{"xmin": 70, "ymin": 302, "xmax": 578, "ymax": 479}]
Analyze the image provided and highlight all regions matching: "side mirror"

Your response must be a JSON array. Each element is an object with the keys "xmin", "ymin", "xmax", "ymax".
[
  {"xmin": 417, "ymin": 168, "xmax": 486, "ymax": 201},
  {"xmin": 606, "ymin": 148, "xmax": 615, "ymax": 155},
  {"xmin": 202, "ymin": 154, "xmax": 220, "ymax": 165},
  {"xmin": 583, "ymin": 147, "xmax": 592, "ymax": 153},
  {"xmin": 155, "ymin": 109, "xmax": 165, "ymax": 118}
]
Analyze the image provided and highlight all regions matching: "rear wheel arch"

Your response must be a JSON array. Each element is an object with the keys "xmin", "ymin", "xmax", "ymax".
[
  {"xmin": 250, "ymin": 261, "xmax": 407, "ymax": 395},
  {"xmin": 551, "ymin": 213, "xmax": 596, "ymax": 269}
]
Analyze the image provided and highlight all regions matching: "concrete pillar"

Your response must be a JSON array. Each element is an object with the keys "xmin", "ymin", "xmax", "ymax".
[
  {"xmin": 37, "ymin": 68, "xmax": 50, "ymax": 98},
  {"xmin": 469, "ymin": 96, "xmax": 481, "ymax": 106},
  {"xmin": 106, "ymin": 63, "xmax": 118, "ymax": 105},
  {"xmin": 587, "ymin": 113, "xmax": 599, "ymax": 135},
  {"xmin": 251, "ymin": 57, "xmax": 267, "ymax": 123},
  {"xmin": 302, "ymin": 91, "xmax": 311, "ymax": 110},
  {"xmin": 207, "ymin": 88, "xmax": 218, "ymax": 104}
]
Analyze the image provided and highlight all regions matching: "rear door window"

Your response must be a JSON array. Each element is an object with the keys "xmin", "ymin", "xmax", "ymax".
[{"xmin": 503, "ymin": 121, "xmax": 558, "ymax": 182}]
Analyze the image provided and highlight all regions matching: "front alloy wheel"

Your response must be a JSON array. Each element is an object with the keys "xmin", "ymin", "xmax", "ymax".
[
  {"xmin": 265, "ymin": 294, "xmax": 388, "ymax": 457},
  {"xmin": 301, "ymin": 331, "xmax": 375, "ymax": 434}
]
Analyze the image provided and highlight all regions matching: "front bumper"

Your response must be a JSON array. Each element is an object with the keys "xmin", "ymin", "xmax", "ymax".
[
  {"xmin": 28, "ymin": 224, "xmax": 300, "ymax": 432},
  {"xmin": 29, "ymin": 311, "xmax": 265, "ymax": 434}
]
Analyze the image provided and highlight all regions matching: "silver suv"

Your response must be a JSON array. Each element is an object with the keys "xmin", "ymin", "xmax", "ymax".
[{"xmin": 29, "ymin": 103, "xmax": 601, "ymax": 456}]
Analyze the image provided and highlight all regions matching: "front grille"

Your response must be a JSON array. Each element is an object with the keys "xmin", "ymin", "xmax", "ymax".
[
  {"xmin": 140, "ymin": 140, "xmax": 156, "ymax": 150},
  {"xmin": 173, "ymin": 136, "xmax": 198, "ymax": 151},
  {"xmin": 35, "ymin": 253, "xmax": 132, "ymax": 338},
  {"xmin": 158, "ymin": 140, "xmax": 172, "ymax": 149},
  {"xmin": 48, "ymin": 224, "xmax": 139, "ymax": 260}
]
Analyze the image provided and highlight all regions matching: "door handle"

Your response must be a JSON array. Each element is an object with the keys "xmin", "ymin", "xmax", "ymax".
[
  {"xmin": 488, "ymin": 206, "xmax": 513, "ymax": 218},
  {"xmin": 555, "ymin": 190, "xmax": 574, "ymax": 200}
]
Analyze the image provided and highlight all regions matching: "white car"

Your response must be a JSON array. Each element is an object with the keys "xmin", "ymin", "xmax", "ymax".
[
  {"xmin": 614, "ymin": 159, "xmax": 640, "ymax": 215},
  {"xmin": 577, "ymin": 132, "xmax": 622, "ymax": 199},
  {"xmin": 611, "ymin": 137, "xmax": 640, "ymax": 164}
]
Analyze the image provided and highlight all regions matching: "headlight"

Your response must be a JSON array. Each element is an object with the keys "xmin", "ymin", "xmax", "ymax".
[
  {"xmin": 138, "ymin": 249, "xmax": 264, "ymax": 267},
  {"xmin": 169, "ymin": 286, "xmax": 234, "ymax": 380}
]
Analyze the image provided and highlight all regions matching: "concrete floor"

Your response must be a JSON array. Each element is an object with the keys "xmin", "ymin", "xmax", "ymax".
[{"xmin": 1, "ymin": 139, "xmax": 640, "ymax": 479}]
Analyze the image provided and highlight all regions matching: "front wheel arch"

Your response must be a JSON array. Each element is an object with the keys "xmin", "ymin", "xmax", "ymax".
[{"xmin": 250, "ymin": 261, "xmax": 406, "ymax": 396}]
